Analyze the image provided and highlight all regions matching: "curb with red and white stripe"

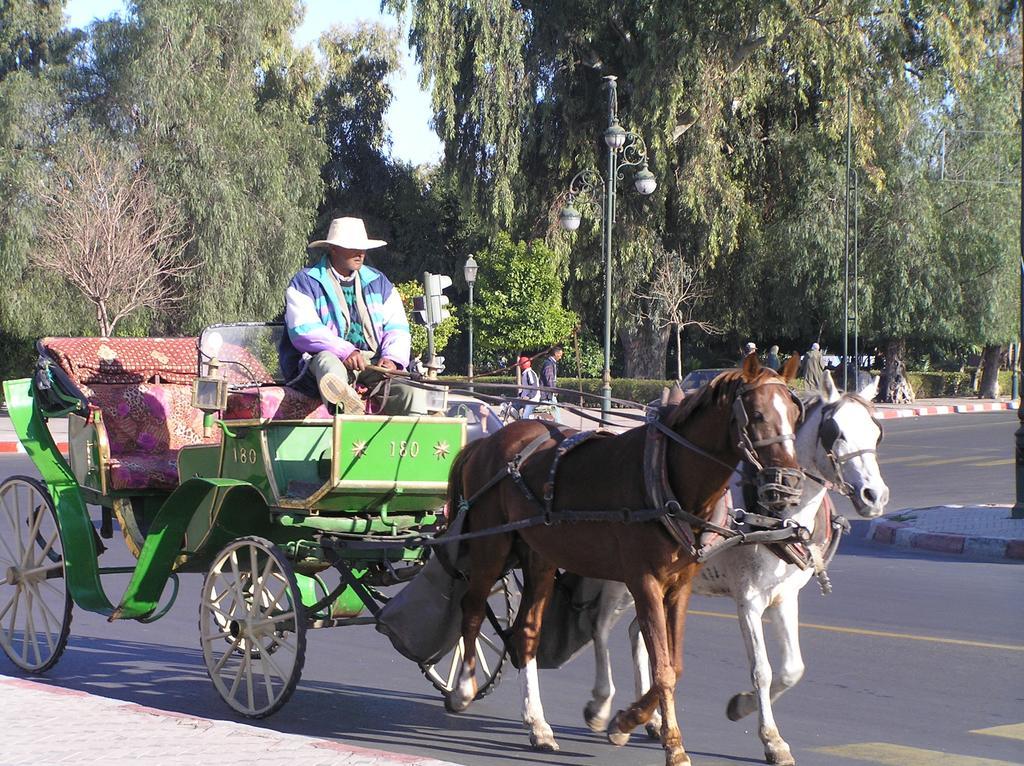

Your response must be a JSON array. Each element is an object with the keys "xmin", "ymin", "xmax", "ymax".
[
  {"xmin": 0, "ymin": 440, "xmax": 67, "ymax": 454},
  {"xmin": 868, "ymin": 513, "xmax": 1024, "ymax": 561},
  {"xmin": 874, "ymin": 400, "xmax": 1017, "ymax": 419}
]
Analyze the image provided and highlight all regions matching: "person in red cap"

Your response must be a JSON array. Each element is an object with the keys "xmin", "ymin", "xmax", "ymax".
[{"xmin": 518, "ymin": 354, "xmax": 541, "ymax": 419}]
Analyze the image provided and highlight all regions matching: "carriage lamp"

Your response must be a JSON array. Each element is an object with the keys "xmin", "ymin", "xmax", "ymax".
[
  {"xmin": 194, "ymin": 330, "xmax": 227, "ymax": 436},
  {"xmin": 558, "ymin": 74, "xmax": 657, "ymax": 421}
]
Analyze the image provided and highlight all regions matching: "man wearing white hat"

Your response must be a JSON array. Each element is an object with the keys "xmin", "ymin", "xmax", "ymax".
[{"xmin": 279, "ymin": 216, "xmax": 424, "ymax": 414}]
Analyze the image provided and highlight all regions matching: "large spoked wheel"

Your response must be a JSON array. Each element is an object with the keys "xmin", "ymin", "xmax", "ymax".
[
  {"xmin": 200, "ymin": 536, "xmax": 306, "ymax": 718},
  {"xmin": 0, "ymin": 476, "xmax": 72, "ymax": 672},
  {"xmin": 421, "ymin": 571, "xmax": 520, "ymax": 699}
]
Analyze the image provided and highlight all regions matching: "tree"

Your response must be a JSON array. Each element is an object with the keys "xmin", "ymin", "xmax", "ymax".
[
  {"xmin": 632, "ymin": 246, "xmax": 720, "ymax": 380},
  {"xmin": 34, "ymin": 137, "xmax": 196, "ymax": 336},
  {"xmin": 0, "ymin": 0, "xmax": 91, "ymax": 363},
  {"xmin": 471, "ymin": 234, "xmax": 577, "ymax": 366},
  {"xmin": 934, "ymin": 32, "xmax": 1021, "ymax": 398},
  {"xmin": 72, "ymin": 0, "xmax": 325, "ymax": 332},
  {"xmin": 388, "ymin": 0, "xmax": 1005, "ymax": 378}
]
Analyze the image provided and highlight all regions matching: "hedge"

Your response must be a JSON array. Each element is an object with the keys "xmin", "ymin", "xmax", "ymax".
[{"xmin": 450, "ymin": 369, "xmax": 1014, "ymax": 407}]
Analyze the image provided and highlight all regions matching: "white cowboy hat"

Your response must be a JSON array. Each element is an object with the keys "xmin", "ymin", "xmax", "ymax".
[{"xmin": 308, "ymin": 217, "xmax": 386, "ymax": 250}]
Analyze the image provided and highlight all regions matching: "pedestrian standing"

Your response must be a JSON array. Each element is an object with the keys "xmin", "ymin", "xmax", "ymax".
[
  {"xmin": 765, "ymin": 345, "xmax": 781, "ymax": 371},
  {"xmin": 801, "ymin": 342, "xmax": 826, "ymax": 391},
  {"xmin": 518, "ymin": 355, "xmax": 541, "ymax": 419},
  {"xmin": 539, "ymin": 344, "xmax": 564, "ymax": 423}
]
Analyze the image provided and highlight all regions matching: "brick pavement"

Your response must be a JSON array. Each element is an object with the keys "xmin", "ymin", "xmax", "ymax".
[
  {"xmin": 0, "ymin": 675, "xmax": 462, "ymax": 766},
  {"xmin": 867, "ymin": 505, "xmax": 1024, "ymax": 561}
]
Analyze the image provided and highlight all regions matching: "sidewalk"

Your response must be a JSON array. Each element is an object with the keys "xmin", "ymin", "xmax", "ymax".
[
  {"xmin": 867, "ymin": 505, "xmax": 1024, "ymax": 561},
  {"xmin": 0, "ymin": 674, "xmax": 463, "ymax": 766}
]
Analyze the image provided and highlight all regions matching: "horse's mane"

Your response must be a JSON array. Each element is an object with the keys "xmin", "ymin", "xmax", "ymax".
[{"xmin": 667, "ymin": 367, "xmax": 781, "ymax": 430}]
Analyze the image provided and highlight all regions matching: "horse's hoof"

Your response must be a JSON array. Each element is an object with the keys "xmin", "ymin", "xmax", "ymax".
[
  {"xmin": 608, "ymin": 728, "xmax": 631, "ymax": 747},
  {"xmin": 583, "ymin": 702, "xmax": 609, "ymax": 732},
  {"xmin": 666, "ymin": 750, "xmax": 692, "ymax": 766},
  {"xmin": 529, "ymin": 737, "xmax": 560, "ymax": 752},
  {"xmin": 607, "ymin": 712, "xmax": 631, "ymax": 747},
  {"xmin": 726, "ymin": 692, "xmax": 752, "ymax": 721},
  {"xmin": 765, "ymin": 744, "xmax": 795, "ymax": 765},
  {"xmin": 444, "ymin": 694, "xmax": 470, "ymax": 714},
  {"xmin": 645, "ymin": 721, "xmax": 661, "ymax": 740}
]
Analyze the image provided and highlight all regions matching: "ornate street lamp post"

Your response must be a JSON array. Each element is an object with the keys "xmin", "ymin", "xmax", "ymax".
[
  {"xmin": 558, "ymin": 75, "xmax": 656, "ymax": 419},
  {"xmin": 463, "ymin": 255, "xmax": 478, "ymax": 389}
]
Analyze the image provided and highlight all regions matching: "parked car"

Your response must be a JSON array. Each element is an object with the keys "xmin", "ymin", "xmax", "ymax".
[{"xmin": 680, "ymin": 368, "xmax": 732, "ymax": 394}]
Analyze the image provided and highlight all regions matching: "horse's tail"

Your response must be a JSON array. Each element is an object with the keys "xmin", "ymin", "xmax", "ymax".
[{"xmin": 446, "ymin": 437, "xmax": 485, "ymax": 520}]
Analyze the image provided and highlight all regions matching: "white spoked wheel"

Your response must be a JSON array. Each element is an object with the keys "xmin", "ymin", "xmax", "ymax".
[
  {"xmin": 421, "ymin": 572, "xmax": 519, "ymax": 699},
  {"xmin": 200, "ymin": 536, "xmax": 306, "ymax": 718},
  {"xmin": 0, "ymin": 476, "xmax": 72, "ymax": 672}
]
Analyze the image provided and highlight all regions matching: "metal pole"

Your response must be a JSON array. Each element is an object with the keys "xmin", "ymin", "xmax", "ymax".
[
  {"xmin": 467, "ymin": 283, "xmax": 474, "ymax": 391},
  {"xmin": 601, "ymin": 76, "xmax": 617, "ymax": 422},
  {"xmin": 1014, "ymin": 76, "xmax": 1024, "ymax": 519},
  {"xmin": 854, "ymin": 168, "xmax": 859, "ymax": 389},
  {"xmin": 843, "ymin": 89, "xmax": 851, "ymax": 392}
]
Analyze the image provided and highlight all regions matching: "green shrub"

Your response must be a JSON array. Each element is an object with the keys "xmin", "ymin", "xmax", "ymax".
[{"xmin": 905, "ymin": 369, "xmax": 1012, "ymax": 398}]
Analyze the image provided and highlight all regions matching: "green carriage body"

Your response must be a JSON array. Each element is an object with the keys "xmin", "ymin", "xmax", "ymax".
[{"xmin": 2, "ymin": 327, "xmax": 465, "ymax": 623}]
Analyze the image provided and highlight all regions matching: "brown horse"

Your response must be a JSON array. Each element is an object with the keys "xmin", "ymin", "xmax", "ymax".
[{"xmin": 444, "ymin": 354, "xmax": 804, "ymax": 766}]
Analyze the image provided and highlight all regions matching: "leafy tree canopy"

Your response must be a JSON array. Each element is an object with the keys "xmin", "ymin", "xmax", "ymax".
[{"xmin": 471, "ymin": 233, "xmax": 578, "ymax": 363}]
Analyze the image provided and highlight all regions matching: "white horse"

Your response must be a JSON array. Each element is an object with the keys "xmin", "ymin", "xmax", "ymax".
[{"xmin": 582, "ymin": 372, "xmax": 888, "ymax": 765}]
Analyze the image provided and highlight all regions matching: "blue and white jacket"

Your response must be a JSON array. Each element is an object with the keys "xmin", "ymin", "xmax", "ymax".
[{"xmin": 279, "ymin": 256, "xmax": 411, "ymax": 388}]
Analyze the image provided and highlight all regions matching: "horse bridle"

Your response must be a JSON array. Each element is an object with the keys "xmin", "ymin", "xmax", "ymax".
[
  {"xmin": 732, "ymin": 379, "xmax": 805, "ymax": 513},
  {"xmin": 813, "ymin": 396, "xmax": 884, "ymax": 495}
]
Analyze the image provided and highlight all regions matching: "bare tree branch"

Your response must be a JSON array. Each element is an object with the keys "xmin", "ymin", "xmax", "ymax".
[
  {"xmin": 631, "ymin": 248, "xmax": 722, "ymax": 379},
  {"xmin": 33, "ymin": 140, "xmax": 197, "ymax": 336}
]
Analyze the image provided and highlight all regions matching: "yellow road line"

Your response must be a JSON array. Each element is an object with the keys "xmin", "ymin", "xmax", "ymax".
[
  {"xmin": 970, "ymin": 459, "xmax": 1015, "ymax": 467},
  {"xmin": 814, "ymin": 742, "xmax": 1023, "ymax": 765},
  {"xmin": 971, "ymin": 723, "xmax": 1024, "ymax": 741},
  {"xmin": 901, "ymin": 456, "xmax": 990, "ymax": 467},
  {"xmin": 892, "ymin": 419, "xmax": 1017, "ymax": 436},
  {"xmin": 688, "ymin": 610, "xmax": 1024, "ymax": 652},
  {"xmin": 876, "ymin": 454, "xmax": 939, "ymax": 464}
]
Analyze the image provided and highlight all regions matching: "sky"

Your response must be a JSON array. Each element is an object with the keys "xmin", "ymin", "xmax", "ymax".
[{"xmin": 63, "ymin": 0, "xmax": 443, "ymax": 166}]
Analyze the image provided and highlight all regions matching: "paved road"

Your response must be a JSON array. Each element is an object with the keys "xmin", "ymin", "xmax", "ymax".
[{"xmin": 0, "ymin": 413, "xmax": 1021, "ymax": 766}]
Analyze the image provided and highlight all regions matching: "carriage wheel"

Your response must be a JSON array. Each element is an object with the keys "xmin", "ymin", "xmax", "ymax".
[
  {"xmin": 200, "ymin": 536, "xmax": 306, "ymax": 718},
  {"xmin": 0, "ymin": 476, "xmax": 72, "ymax": 672},
  {"xmin": 421, "ymin": 571, "xmax": 520, "ymax": 699}
]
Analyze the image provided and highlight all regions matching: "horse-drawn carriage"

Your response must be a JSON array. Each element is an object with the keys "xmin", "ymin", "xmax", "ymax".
[
  {"xmin": 2, "ymin": 327, "xmax": 887, "ymax": 766},
  {"xmin": 0, "ymin": 323, "xmax": 510, "ymax": 716}
]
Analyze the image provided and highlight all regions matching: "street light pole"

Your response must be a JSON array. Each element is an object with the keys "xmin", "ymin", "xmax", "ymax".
[
  {"xmin": 602, "ymin": 79, "xmax": 619, "ymax": 418},
  {"xmin": 558, "ymin": 75, "xmax": 656, "ymax": 421},
  {"xmin": 1014, "ymin": 82, "xmax": 1024, "ymax": 519},
  {"xmin": 463, "ymin": 255, "xmax": 478, "ymax": 392}
]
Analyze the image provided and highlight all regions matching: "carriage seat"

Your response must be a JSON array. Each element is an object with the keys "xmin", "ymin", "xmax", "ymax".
[
  {"xmin": 40, "ymin": 337, "xmax": 217, "ymax": 491},
  {"xmin": 223, "ymin": 386, "xmax": 331, "ymax": 421}
]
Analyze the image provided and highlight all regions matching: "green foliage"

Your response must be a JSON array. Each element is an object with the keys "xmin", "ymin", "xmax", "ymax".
[
  {"xmin": 395, "ymin": 280, "xmax": 458, "ymax": 359},
  {"xmin": 472, "ymin": 234, "xmax": 578, "ymax": 362},
  {"xmin": 906, "ymin": 369, "xmax": 1013, "ymax": 398},
  {"xmin": 392, "ymin": 0, "xmax": 1013, "ymax": 376},
  {"xmin": 75, "ymin": 0, "xmax": 325, "ymax": 332}
]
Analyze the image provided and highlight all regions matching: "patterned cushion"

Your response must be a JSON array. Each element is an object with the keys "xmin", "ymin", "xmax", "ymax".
[
  {"xmin": 224, "ymin": 386, "xmax": 330, "ymax": 421},
  {"xmin": 108, "ymin": 453, "xmax": 181, "ymax": 491},
  {"xmin": 41, "ymin": 337, "xmax": 197, "ymax": 386},
  {"xmin": 88, "ymin": 383, "xmax": 213, "ymax": 454}
]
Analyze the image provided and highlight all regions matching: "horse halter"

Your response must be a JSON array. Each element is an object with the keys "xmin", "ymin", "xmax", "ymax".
[{"xmin": 732, "ymin": 379, "xmax": 805, "ymax": 513}]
